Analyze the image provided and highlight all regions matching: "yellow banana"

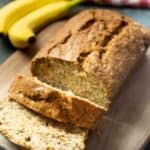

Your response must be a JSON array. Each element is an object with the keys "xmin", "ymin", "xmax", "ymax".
[
  {"xmin": 8, "ymin": 0, "xmax": 81, "ymax": 48},
  {"xmin": 0, "ymin": 0, "xmax": 62, "ymax": 35}
]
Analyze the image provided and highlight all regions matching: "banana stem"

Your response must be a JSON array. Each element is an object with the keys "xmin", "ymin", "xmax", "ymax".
[
  {"xmin": 28, "ymin": 36, "xmax": 36, "ymax": 44},
  {"xmin": 0, "ymin": 32, "xmax": 3, "ymax": 37}
]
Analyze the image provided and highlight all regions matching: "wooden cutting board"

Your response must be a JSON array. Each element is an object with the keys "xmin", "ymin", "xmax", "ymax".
[{"xmin": 0, "ymin": 21, "xmax": 150, "ymax": 150}]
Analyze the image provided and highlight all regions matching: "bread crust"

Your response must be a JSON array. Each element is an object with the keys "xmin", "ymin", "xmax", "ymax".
[
  {"xmin": 9, "ymin": 74, "xmax": 107, "ymax": 129},
  {"xmin": 32, "ymin": 9, "xmax": 150, "ymax": 98}
]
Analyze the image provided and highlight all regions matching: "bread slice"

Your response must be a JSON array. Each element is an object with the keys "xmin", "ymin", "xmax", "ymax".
[
  {"xmin": 0, "ymin": 98, "xmax": 87, "ymax": 150},
  {"xmin": 31, "ymin": 9, "xmax": 150, "ymax": 107},
  {"xmin": 9, "ymin": 74, "xmax": 107, "ymax": 129}
]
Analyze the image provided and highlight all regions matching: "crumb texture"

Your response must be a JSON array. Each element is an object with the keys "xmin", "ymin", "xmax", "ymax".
[{"xmin": 0, "ymin": 99, "xmax": 87, "ymax": 150}]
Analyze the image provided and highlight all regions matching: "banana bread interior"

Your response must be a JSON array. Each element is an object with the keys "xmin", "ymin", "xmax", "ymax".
[{"xmin": 33, "ymin": 59, "xmax": 109, "ymax": 107}]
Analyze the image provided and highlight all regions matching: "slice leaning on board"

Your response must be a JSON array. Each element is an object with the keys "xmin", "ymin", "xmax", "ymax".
[
  {"xmin": 9, "ymin": 74, "xmax": 107, "ymax": 129},
  {"xmin": 0, "ymin": 98, "xmax": 87, "ymax": 150}
]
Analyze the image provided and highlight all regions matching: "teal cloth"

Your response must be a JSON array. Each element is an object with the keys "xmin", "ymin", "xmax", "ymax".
[
  {"xmin": 0, "ymin": 1, "xmax": 150, "ymax": 64},
  {"xmin": 0, "ymin": 0, "xmax": 9, "ymax": 6},
  {"xmin": 0, "ymin": 0, "xmax": 16, "ymax": 64}
]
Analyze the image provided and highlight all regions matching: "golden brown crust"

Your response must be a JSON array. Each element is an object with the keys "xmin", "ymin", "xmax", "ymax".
[
  {"xmin": 82, "ymin": 24, "xmax": 146, "ymax": 97},
  {"xmin": 9, "ymin": 74, "xmax": 107, "ymax": 129},
  {"xmin": 32, "ymin": 9, "xmax": 132, "ymax": 59},
  {"xmin": 32, "ymin": 9, "xmax": 150, "ymax": 98}
]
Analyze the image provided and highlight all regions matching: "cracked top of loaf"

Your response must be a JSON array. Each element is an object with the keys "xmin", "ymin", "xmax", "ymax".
[{"xmin": 33, "ymin": 9, "xmax": 150, "ymax": 98}]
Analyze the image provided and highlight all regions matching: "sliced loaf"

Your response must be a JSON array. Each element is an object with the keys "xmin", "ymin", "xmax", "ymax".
[
  {"xmin": 31, "ymin": 9, "xmax": 150, "ymax": 114},
  {"xmin": 9, "ymin": 74, "xmax": 107, "ymax": 129},
  {"xmin": 0, "ymin": 98, "xmax": 87, "ymax": 150}
]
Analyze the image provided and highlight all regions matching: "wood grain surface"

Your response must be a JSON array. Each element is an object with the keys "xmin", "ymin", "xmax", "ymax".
[{"xmin": 0, "ymin": 21, "xmax": 150, "ymax": 150}]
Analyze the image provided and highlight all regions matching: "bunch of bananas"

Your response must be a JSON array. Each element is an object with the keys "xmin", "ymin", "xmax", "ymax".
[{"xmin": 0, "ymin": 0, "xmax": 81, "ymax": 48}]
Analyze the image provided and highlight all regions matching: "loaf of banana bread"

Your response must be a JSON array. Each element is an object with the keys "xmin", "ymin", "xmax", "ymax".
[
  {"xmin": 31, "ymin": 9, "xmax": 150, "ymax": 128},
  {"xmin": 9, "ymin": 74, "xmax": 107, "ymax": 129},
  {"xmin": 0, "ymin": 98, "xmax": 87, "ymax": 150}
]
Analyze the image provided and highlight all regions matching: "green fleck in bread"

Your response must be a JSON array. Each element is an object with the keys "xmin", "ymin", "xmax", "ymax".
[
  {"xmin": 0, "ymin": 98, "xmax": 88, "ymax": 150},
  {"xmin": 9, "ymin": 74, "xmax": 107, "ymax": 129},
  {"xmin": 31, "ymin": 9, "xmax": 150, "ymax": 115}
]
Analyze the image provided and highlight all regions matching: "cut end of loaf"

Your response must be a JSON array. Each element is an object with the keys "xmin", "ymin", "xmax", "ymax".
[{"xmin": 32, "ymin": 58, "xmax": 110, "ymax": 108}]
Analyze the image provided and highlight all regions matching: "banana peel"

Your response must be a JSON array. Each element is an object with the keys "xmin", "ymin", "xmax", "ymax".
[
  {"xmin": 8, "ymin": 0, "xmax": 81, "ymax": 48},
  {"xmin": 0, "ymin": 0, "xmax": 63, "ymax": 36}
]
